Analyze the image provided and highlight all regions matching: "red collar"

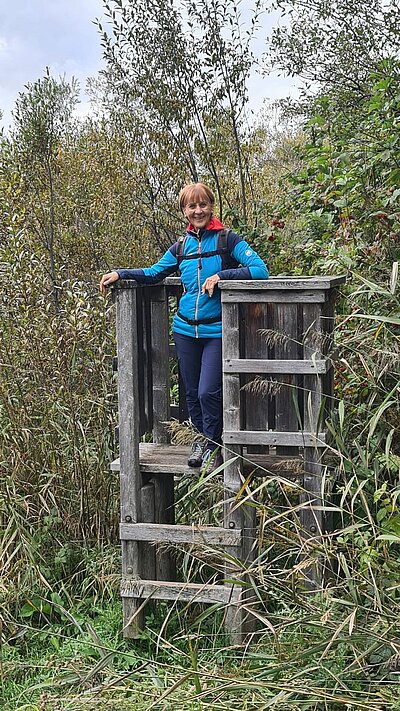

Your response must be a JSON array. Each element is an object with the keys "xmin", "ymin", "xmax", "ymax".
[{"xmin": 187, "ymin": 216, "xmax": 224, "ymax": 232}]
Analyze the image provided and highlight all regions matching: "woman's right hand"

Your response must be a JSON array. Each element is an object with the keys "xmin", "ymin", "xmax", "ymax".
[{"xmin": 100, "ymin": 271, "xmax": 120, "ymax": 295}]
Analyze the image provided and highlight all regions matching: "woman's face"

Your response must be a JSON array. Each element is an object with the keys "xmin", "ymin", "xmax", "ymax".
[{"xmin": 183, "ymin": 195, "xmax": 213, "ymax": 230}]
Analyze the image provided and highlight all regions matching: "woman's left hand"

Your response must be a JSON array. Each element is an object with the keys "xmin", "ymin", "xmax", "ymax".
[{"xmin": 202, "ymin": 274, "xmax": 220, "ymax": 297}]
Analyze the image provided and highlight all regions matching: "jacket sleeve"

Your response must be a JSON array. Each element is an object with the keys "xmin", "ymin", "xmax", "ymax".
[
  {"xmin": 117, "ymin": 245, "xmax": 178, "ymax": 285},
  {"xmin": 216, "ymin": 232, "xmax": 269, "ymax": 280}
]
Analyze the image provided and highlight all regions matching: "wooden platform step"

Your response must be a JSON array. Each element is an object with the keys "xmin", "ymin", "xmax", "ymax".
[
  {"xmin": 223, "ymin": 358, "xmax": 329, "ymax": 374},
  {"xmin": 111, "ymin": 443, "xmax": 303, "ymax": 477},
  {"xmin": 120, "ymin": 522, "xmax": 241, "ymax": 546},
  {"xmin": 120, "ymin": 579, "xmax": 241, "ymax": 605}
]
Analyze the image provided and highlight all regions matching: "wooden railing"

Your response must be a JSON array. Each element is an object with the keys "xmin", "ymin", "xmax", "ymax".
[{"xmin": 112, "ymin": 275, "xmax": 346, "ymax": 640}]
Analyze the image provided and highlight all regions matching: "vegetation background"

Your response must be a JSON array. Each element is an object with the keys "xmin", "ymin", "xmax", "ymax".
[{"xmin": 0, "ymin": 0, "xmax": 399, "ymax": 709}]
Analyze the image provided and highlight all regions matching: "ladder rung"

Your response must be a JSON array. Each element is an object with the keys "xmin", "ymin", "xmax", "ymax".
[
  {"xmin": 224, "ymin": 430, "xmax": 326, "ymax": 447},
  {"xmin": 120, "ymin": 523, "xmax": 242, "ymax": 546},
  {"xmin": 120, "ymin": 579, "xmax": 241, "ymax": 604}
]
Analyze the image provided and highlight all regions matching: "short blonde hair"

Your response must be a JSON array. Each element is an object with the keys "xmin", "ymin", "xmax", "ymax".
[{"xmin": 179, "ymin": 183, "xmax": 215, "ymax": 212}]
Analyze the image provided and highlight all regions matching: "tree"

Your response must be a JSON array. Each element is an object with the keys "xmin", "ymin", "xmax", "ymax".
[
  {"xmin": 10, "ymin": 69, "xmax": 79, "ymax": 311},
  {"xmin": 97, "ymin": 0, "xmax": 265, "ymax": 239},
  {"xmin": 266, "ymin": 0, "xmax": 400, "ymax": 111}
]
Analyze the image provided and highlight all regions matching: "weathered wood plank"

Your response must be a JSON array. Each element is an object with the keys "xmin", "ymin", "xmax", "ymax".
[
  {"xmin": 153, "ymin": 472, "xmax": 176, "ymax": 582},
  {"xmin": 111, "ymin": 445, "xmax": 191, "ymax": 475},
  {"xmin": 224, "ymin": 359, "xmax": 328, "ymax": 374},
  {"xmin": 115, "ymin": 285, "xmax": 143, "ymax": 637},
  {"xmin": 120, "ymin": 580, "xmax": 241, "ymax": 605},
  {"xmin": 222, "ymin": 303, "xmax": 242, "ymax": 508},
  {"xmin": 116, "ymin": 287, "xmax": 141, "ymax": 521},
  {"xmin": 111, "ymin": 447, "xmax": 302, "ymax": 479},
  {"xmin": 217, "ymin": 276, "xmax": 347, "ymax": 290},
  {"xmin": 221, "ymin": 290, "xmax": 327, "ymax": 303},
  {"xmin": 321, "ymin": 292, "xmax": 336, "ymax": 422},
  {"xmin": 222, "ymin": 301, "xmax": 257, "ymax": 641},
  {"xmin": 136, "ymin": 288, "xmax": 146, "ymax": 436},
  {"xmin": 142, "ymin": 288, "xmax": 154, "ymax": 435},
  {"xmin": 118, "ymin": 275, "xmax": 347, "ymax": 291},
  {"xmin": 120, "ymin": 523, "xmax": 242, "ymax": 546},
  {"xmin": 140, "ymin": 484, "xmax": 156, "ymax": 582},
  {"xmin": 151, "ymin": 285, "xmax": 170, "ymax": 443},
  {"xmin": 242, "ymin": 301, "xmax": 270, "ymax": 453},
  {"xmin": 274, "ymin": 303, "xmax": 300, "ymax": 457},
  {"xmin": 222, "ymin": 301, "xmax": 245, "ymax": 641},
  {"xmin": 172, "ymin": 288, "xmax": 189, "ymax": 423},
  {"xmin": 225, "ymin": 430, "xmax": 326, "ymax": 447}
]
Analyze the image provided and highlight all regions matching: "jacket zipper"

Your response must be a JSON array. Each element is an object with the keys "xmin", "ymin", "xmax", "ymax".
[{"xmin": 194, "ymin": 233, "xmax": 202, "ymax": 338}]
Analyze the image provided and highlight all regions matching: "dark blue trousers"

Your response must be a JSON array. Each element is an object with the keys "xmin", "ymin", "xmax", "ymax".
[{"xmin": 174, "ymin": 332, "xmax": 222, "ymax": 449}]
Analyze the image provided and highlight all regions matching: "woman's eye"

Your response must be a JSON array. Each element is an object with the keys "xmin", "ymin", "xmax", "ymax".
[{"xmin": 187, "ymin": 202, "xmax": 209, "ymax": 210}]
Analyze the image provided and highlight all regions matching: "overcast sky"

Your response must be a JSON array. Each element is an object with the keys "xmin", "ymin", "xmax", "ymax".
[
  {"xmin": 0, "ymin": 0, "xmax": 104, "ymax": 129},
  {"xmin": 0, "ymin": 0, "xmax": 298, "ymax": 131}
]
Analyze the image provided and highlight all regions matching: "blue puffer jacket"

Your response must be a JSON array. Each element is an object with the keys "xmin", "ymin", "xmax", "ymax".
[{"xmin": 117, "ymin": 217, "xmax": 269, "ymax": 338}]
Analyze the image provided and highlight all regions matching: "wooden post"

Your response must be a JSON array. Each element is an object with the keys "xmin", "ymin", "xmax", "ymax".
[
  {"xmin": 222, "ymin": 300, "xmax": 256, "ymax": 642},
  {"xmin": 115, "ymin": 284, "xmax": 143, "ymax": 637},
  {"xmin": 301, "ymin": 301, "xmax": 324, "ymax": 587},
  {"xmin": 321, "ymin": 291, "xmax": 336, "ymax": 539}
]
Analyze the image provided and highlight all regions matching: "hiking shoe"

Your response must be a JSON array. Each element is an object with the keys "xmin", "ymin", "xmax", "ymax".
[
  {"xmin": 200, "ymin": 447, "xmax": 223, "ymax": 475},
  {"xmin": 187, "ymin": 440, "xmax": 205, "ymax": 468}
]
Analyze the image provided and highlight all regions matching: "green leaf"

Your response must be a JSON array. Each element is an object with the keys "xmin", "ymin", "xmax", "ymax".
[
  {"xmin": 376, "ymin": 534, "xmax": 400, "ymax": 542},
  {"xmin": 19, "ymin": 603, "xmax": 36, "ymax": 619},
  {"xmin": 338, "ymin": 399, "xmax": 345, "ymax": 433},
  {"xmin": 351, "ymin": 314, "xmax": 400, "ymax": 325},
  {"xmin": 368, "ymin": 399, "xmax": 397, "ymax": 440}
]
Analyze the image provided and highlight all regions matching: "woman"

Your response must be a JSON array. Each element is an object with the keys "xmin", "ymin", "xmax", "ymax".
[{"xmin": 100, "ymin": 183, "xmax": 269, "ymax": 473}]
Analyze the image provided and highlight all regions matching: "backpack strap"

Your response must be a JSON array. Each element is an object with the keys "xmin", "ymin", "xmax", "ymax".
[
  {"xmin": 217, "ymin": 229, "xmax": 240, "ymax": 270},
  {"xmin": 176, "ymin": 234, "xmax": 187, "ymax": 266},
  {"xmin": 176, "ymin": 229, "xmax": 240, "ymax": 269}
]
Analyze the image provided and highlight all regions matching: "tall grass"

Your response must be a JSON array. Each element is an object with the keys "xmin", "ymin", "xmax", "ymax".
[{"xmin": 0, "ymin": 231, "xmax": 118, "ymax": 613}]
